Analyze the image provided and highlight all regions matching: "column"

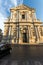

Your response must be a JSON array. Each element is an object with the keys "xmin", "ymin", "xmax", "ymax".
[
  {"xmin": 35, "ymin": 26, "xmax": 39, "ymax": 42},
  {"xmin": 4, "ymin": 25, "xmax": 9, "ymax": 36},
  {"xmin": 28, "ymin": 26, "xmax": 32, "ymax": 43}
]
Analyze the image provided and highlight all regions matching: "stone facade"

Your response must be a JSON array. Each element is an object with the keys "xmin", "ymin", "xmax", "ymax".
[{"xmin": 4, "ymin": 4, "xmax": 43, "ymax": 44}]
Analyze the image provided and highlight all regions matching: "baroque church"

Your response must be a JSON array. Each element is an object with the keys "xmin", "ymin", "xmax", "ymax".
[{"xmin": 4, "ymin": 4, "xmax": 43, "ymax": 44}]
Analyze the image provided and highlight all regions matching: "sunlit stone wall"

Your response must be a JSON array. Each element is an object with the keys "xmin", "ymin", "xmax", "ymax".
[{"xmin": 4, "ymin": 5, "xmax": 43, "ymax": 44}]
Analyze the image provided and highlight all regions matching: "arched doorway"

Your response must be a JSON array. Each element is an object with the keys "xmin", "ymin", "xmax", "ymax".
[
  {"xmin": 23, "ymin": 32, "xmax": 27, "ymax": 43},
  {"xmin": 22, "ymin": 27, "xmax": 28, "ymax": 43}
]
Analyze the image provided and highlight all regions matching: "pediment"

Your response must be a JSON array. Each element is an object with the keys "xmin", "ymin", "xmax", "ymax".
[{"xmin": 10, "ymin": 4, "xmax": 35, "ymax": 11}]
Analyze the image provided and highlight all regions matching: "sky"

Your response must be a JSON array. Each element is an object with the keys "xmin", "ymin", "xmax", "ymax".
[{"xmin": 0, "ymin": 0, "xmax": 43, "ymax": 32}]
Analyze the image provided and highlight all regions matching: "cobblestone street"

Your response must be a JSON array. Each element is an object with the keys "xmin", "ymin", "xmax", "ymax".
[{"xmin": 0, "ymin": 45, "xmax": 43, "ymax": 65}]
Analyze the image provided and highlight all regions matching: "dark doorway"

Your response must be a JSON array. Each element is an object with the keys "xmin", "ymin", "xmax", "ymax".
[{"xmin": 23, "ymin": 33, "xmax": 27, "ymax": 43}]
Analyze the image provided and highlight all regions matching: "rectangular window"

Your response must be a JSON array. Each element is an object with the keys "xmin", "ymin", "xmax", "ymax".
[{"xmin": 22, "ymin": 14, "xmax": 25, "ymax": 19}]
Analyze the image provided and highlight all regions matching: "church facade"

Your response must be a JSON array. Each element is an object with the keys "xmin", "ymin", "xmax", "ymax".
[{"xmin": 4, "ymin": 4, "xmax": 43, "ymax": 44}]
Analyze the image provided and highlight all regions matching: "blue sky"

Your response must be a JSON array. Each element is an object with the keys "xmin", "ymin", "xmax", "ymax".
[
  {"xmin": 0, "ymin": 0, "xmax": 43, "ymax": 32},
  {"xmin": 24, "ymin": 0, "xmax": 43, "ymax": 22}
]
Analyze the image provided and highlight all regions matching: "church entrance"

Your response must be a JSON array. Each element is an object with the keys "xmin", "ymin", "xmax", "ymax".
[{"xmin": 23, "ymin": 33, "xmax": 28, "ymax": 43}]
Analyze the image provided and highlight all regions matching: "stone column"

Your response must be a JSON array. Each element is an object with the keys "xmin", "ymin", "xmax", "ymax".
[
  {"xmin": 4, "ymin": 24, "xmax": 9, "ymax": 36},
  {"xmin": 38, "ymin": 26, "xmax": 42, "ymax": 42},
  {"xmin": 28, "ymin": 26, "xmax": 32, "ymax": 43},
  {"xmin": 25, "ymin": 26, "xmax": 28, "ymax": 43},
  {"xmin": 35, "ymin": 26, "xmax": 40, "ymax": 43},
  {"xmin": 16, "ymin": 10, "xmax": 20, "ymax": 44},
  {"xmin": 11, "ymin": 24, "xmax": 17, "ymax": 44},
  {"xmin": 19, "ymin": 26, "xmax": 23, "ymax": 44},
  {"xmin": 37, "ymin": 26, "xmax": 41, "ymax": 39}
]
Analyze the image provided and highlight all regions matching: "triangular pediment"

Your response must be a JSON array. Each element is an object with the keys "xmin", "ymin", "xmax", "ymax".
[{"xmin": 10, "ymin": 4, "xmax": 35, "ymax": 10}]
